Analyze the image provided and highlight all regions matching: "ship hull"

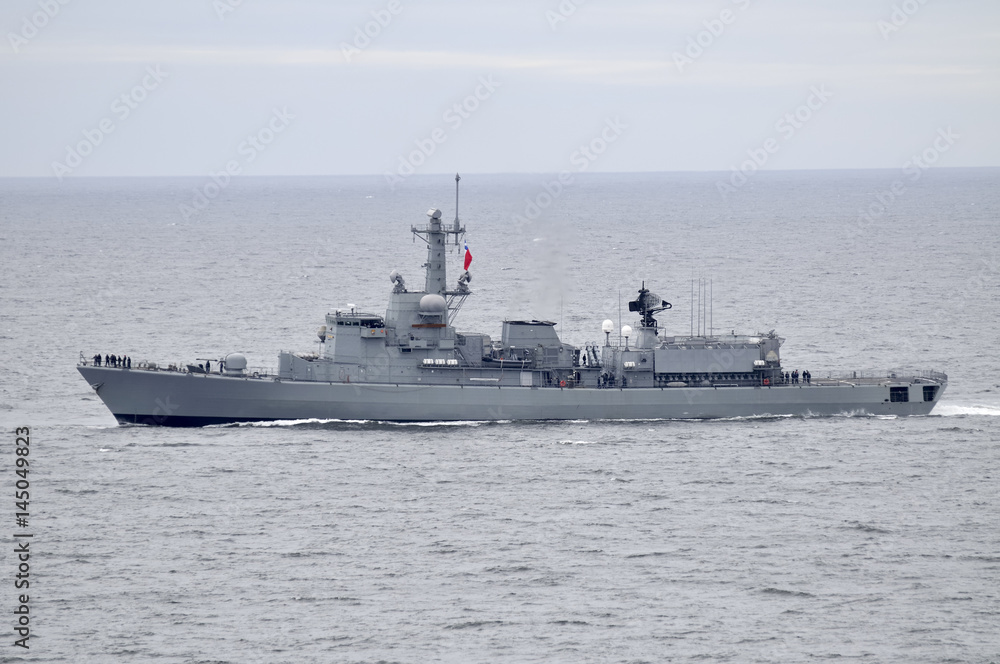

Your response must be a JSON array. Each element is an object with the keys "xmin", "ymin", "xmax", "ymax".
[{"xmin": 78, "ymin": 366, "xmax": 945, "ymax": 426}]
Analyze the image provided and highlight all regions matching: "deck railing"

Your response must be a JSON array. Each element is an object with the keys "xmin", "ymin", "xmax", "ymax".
[
  {"xmin": 78, "ymin": 354, "xmax": 274, "ymax": 378},
  {"xmin": 820, "ymin": 370, "xmax": 947, "ymax": 382},
  {"xmin": 79, "ymin": 353, "xmax": 946, "ymax": 386}
]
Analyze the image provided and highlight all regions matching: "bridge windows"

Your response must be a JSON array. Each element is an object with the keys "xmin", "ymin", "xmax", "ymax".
[
  {"xmin": 923, "ymin": 385, "xmax": 938, "ymax": 402},
  {"xmin": 890, "ymin": 386, "xmax": 909, "ymax": 402},
  {"xmin": 335, "ymin": 318, "xmax": 385, "ymax": 328}
]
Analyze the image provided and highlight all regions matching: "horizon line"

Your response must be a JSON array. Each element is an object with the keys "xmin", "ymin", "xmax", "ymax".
[{"xmin": 1, "ymin": 165, "xmax": 998, "ymax": 180}]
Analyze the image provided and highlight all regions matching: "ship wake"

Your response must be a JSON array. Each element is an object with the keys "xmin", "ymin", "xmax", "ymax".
[
  {"xmin": 933, "ymin": 403, "xmax": 1000, "ymax": 417},
  {"xmin": 218, "ymin": 418, "xmax": 497, "ymax": 429}
]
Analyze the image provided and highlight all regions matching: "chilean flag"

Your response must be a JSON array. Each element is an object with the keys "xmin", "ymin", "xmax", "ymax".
[{"xmin": 463, "ymin": 242, "xmax": 473, "ymax": 270}]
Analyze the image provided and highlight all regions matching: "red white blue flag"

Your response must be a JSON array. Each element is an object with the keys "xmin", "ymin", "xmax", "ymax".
[{"xmin": 463, "ymin": 242, "xmax": 473, "ymax": 270}]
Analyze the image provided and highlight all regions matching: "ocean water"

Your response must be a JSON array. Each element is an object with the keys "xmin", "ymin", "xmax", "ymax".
[{"xmin": 1, "ymin": 170, "xmax": 999, "ymax": 662}]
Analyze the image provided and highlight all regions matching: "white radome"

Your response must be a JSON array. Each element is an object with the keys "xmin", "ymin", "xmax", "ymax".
[
  {"xmin": 419, "ymin": 293, "xmax": 447, "ymax": 315},
  {"xmin": 224, "ymin": 353, "xmax": 247, "ymax": 371}
]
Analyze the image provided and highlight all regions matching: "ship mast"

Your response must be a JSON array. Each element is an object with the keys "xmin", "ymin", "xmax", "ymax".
[{"xmin": 411, "ymin": 173, "xmax": 466, "ymax": 298}]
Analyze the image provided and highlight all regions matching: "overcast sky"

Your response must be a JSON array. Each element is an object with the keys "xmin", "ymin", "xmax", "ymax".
[{"xmin": 1, "ymin": 0, "xmax": 997, "ymax": 178}]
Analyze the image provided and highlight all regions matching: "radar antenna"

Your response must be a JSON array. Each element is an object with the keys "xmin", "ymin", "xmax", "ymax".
[{"xmin": 628, "ymin": 281, "xmax": 672, "ymax": 328}]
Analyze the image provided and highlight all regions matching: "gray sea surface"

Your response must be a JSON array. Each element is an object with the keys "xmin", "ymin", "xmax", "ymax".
[{"xmin": 1, "ymin": 171, "xmax": 999, "ymax": 662}]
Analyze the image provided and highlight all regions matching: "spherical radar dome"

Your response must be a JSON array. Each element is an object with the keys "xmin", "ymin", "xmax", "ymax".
[
  {"xmin": 419, "ymin": 293, "xmax": 448, "ymax": 315},
  {"xmin": 602, "ymin": 319, "xmax": 614, "ymax": 334}
]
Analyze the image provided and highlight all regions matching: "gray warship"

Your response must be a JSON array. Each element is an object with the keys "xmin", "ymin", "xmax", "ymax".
[{"xmin": 78, "ymin": 176, "xmax": 947, "ymax": 426}]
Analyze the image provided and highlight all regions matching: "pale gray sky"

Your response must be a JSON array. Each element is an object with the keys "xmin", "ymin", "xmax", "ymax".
[{"xmin": 1, "ymin": 0, "xmax": 997, "ymax": 178}]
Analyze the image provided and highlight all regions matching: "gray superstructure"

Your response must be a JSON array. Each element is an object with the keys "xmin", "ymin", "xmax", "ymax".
[{"xmin": 78, "ymin": 176, "xmax": 947, "ymax": 425}]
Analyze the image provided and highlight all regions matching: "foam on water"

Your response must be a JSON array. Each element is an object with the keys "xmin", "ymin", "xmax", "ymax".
[
  {"xmin": 935, "ymin": 403, "xmax": 1000, "ymax": 417},
  {"xmin": 225, "ymin": 417, "xmax": 495, "ymax": 428}
]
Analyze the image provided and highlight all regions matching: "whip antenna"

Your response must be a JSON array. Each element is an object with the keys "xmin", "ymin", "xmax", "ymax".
[{"xmin": 454, "ymin": 173, "xmax": 461, "ymax": 242}]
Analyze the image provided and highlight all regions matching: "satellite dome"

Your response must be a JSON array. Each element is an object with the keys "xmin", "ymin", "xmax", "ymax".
[
  {"xmin": 418, "ymin": 293, "xmax": 447, "ymax": 315},
  {"xmin": 602, "ymin": 319, "xmax": 614, "ymax": 334},
  {"xmin": 621, "ymin": 325, "xmax": 633, "ymax": 338}
]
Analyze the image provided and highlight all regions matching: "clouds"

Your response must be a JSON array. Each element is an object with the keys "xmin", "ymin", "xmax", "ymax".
[{"xmin": 1, "ymin": 0, "xmax": 997, "ymax": 177}]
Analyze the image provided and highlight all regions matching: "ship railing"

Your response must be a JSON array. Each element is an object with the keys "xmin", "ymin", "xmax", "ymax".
[
  {"xmin": 77, "ymin": 354, "xmax": 275, "ymax": 378},
  {"xmin": 171, "ymin": 363, "xmax": 273, "ymax": 378},
  {"xmin": 81, "ymin": 358, "xmax": 180, "ymax": 372},
  {"xmin": 78, "ymin": 354, "xmax": 157, "ymax": 370},
  {"xmin": 810, "ymin": 371, "xmax": 948, "ymax": 387},
  {"xmin": 819, "ymin": 370, "xmax": 947, "ymax": 382}
]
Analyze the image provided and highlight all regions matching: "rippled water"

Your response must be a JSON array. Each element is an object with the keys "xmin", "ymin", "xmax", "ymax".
[{"xmin": 2, "ymin": 171, "xmax": 999, "ymax": 662}]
